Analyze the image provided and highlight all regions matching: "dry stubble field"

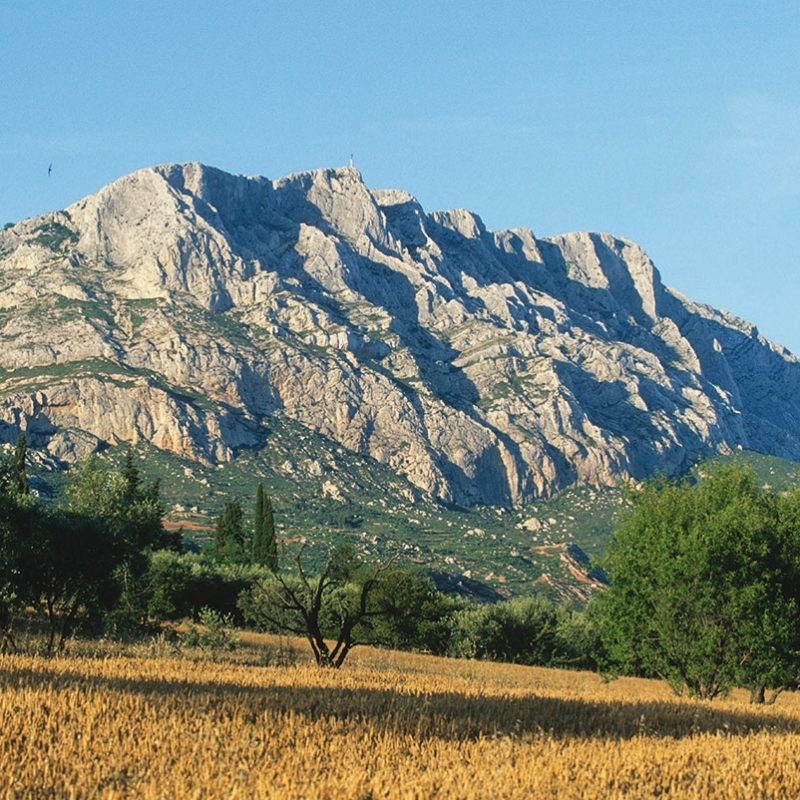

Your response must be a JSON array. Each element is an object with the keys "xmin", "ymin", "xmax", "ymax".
[{"xmin": 2, "ymin": 633, "xmax": 800, "ymax": 799}]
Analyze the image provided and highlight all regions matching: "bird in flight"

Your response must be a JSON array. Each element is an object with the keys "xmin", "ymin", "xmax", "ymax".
[{"xmin": 48, "ymin": 163, "xmax": 52, "ymax": 177}]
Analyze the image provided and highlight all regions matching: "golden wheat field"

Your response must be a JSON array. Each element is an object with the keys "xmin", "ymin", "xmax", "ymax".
[{"xmin": 2, "ymin": 635, "xmax": 800, "ymax": 799}]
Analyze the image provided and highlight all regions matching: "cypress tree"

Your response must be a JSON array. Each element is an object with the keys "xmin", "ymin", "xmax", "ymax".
[
  {"xmin": 252, "ymin": 484, "xmax": 265, "ymax": 562},
  {"xmin": 252, "ymin": 485, "xmax": 278, "ymax": 570},
  {"xmin": 122, "ymin": 448, "xmax": 140, "ymax": 506},
  {"xmin": 13, "ymin": 432, "xmax": 29, "ymax": 495},
  {"xmin": 214, "ymin": 500, "xmax": 245, "ymax": 558}
]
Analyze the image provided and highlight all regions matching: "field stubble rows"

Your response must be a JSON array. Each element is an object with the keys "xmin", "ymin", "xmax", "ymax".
[{"xmin": 2, "ymin": 635, "xmax": 800, "ymax": 799}]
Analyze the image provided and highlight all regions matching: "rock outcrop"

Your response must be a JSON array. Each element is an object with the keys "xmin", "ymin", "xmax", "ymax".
[{"xmin": 0, "ymin": 162, "xmax": 797, "ymax": 505}]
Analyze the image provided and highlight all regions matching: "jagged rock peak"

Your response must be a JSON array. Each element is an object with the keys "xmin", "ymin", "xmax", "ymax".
[{"xmin": 0, "ymin": 161, "xmax": 798, "ymax": 507}]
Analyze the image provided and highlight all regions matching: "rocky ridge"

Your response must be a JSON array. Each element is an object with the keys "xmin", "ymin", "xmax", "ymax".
[{"xmin": 0, "ymin": 162, "xmax": 798, "ymax": 506}]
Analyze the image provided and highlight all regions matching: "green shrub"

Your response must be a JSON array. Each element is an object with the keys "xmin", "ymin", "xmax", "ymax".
[
  {"xmin": 146, "ymin": 551, "xmax": 272, "ymax": 624},
  {"xmin": 448, "ymin": 597, "xmax": 558, "ymax": 663},
  {"xmin": 31, "ymin": 221, "xmax": 78, "ymax": 250},
  {"xmin": 178, "ymin": 607, "xmax": 239, "ymax": 653},
  {"xmin": 445, "ymin": 596, "xmax": 597, "ymax": 667}
]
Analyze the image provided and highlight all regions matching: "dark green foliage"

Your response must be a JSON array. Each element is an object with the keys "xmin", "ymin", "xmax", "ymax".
[
  {"xmin": 33, "ymin": 508, "xmax": 123, "ymax": 650},
  {"xmin": 252, "ymin": 485, "xmax": 278, "ymax": 570},
  {"xmin": 145, "ymin": 550, "xmax": 268, "ymax": 624},
  {"xmin": 552, "ymin": 603, "xmax": 603, "ymax": 670},
  {"xmin": 0, "ymin": 489, "xmax": 39, "ymax": 650},
  {"xmin": 65, "ymin": 455, "xmax": 168, "ymax": 637},
  {"xmin": 596, "ymin": 463, "xmax": 800, "ymax": 700},
  {"xmin": 146, "ymin": 551, "xmax": 194, "ymax": 621},
  {"xmin": 444, "ymin": 596, "xmax": 600, "ymax": 668},
  {"xmin": 448, "ymin": 597, "xmax": 556, "ymax": 664},
  {"xmin": 160, "ymin": 526, "xmax": 183, "ymax": 553},
  {"xmin": 0, "ymin": 481, "xmax": 124, "ymax": 651},
  {"xmin": 66, "ymin": 455, "xmax": 167, "ymax": 555},
  {"xmin": 360, "ymin": 568, "xmax": 455, "ymax": 653},
  {"xmin": 214, "ymin": 500, "xmax": 246, "ymax": 559},
  {"xmin": 31, "ymin": 220, "xmax": 78, "ymax": 250}
]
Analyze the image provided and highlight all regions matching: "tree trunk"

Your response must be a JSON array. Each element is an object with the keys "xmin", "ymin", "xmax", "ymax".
[
  {"xmin": 750, "ymin": 684, "xmax": 766, "ymax": 704},
  {"xmin": 0, "ymin": 603, "xmax": 14, "ymax": 653},
  {"xmin": 46, "ymin": 598, "xmax": 57, "ymax": 654}
]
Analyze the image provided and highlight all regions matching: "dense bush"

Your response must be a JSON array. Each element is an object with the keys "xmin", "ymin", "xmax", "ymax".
[
  {"xmin": 146, "ymin": 551, "xmax": 273, "ymax": 625},
  {"xmin": 446, "ymin": 596, "xmax": 598, "ymax": 667}
]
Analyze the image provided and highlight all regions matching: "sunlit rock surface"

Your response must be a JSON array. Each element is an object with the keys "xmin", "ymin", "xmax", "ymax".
[{"xmin": 1, "ymin": 162, "xmax": 797, "ymax": 504}]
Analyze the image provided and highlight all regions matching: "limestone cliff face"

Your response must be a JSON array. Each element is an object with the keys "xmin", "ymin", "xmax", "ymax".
[{"xmin": 0, "ymin": 162, "xmax": 797, "ymax": 504}]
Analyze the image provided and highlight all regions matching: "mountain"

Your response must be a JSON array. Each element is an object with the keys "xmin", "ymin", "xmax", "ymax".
[{"xmin": 1, "ymin": 162, "xmax": 799, "ymax": 507}]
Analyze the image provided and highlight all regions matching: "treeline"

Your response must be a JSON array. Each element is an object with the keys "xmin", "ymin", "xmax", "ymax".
[
  {"xmin": 118, "ymin": 549, "xmax": 599, "ymax": 669},
  {"xmin": 0, "ymin": 437, "xmax": 596, "ymax": 669}
]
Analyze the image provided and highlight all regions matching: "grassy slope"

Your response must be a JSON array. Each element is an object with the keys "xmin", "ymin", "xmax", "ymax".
[{"xmin": 27, "ymin": 423, "xmax": 800, "ymax": 602}]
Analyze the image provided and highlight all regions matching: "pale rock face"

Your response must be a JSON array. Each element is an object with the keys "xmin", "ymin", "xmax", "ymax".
[{"xmin": 0, "ymin": 162, "xmax": 798, "ymax": 505}]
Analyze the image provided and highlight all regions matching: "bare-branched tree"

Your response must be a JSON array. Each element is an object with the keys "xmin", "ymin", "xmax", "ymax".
[{"xmin": 251, "ymin": 543, "xmax": 396, "ymax": 668}]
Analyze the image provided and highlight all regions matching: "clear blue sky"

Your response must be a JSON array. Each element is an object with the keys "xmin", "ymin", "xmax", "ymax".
[{"xmin": 3, "ymin": 2, "xmax": 799, "ymax": 351}]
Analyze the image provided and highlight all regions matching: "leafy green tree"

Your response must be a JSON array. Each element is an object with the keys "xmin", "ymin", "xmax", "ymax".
[
  {"xmin": 252, "ymin": 485, "xmax": 278, "ymax": 570},
  {"xmin": 362, "ymin": 567, "xmax": 455, "ymax": 653},
  {"xmin": 0, "ymin": 481, "xmax": 125, "ymax": 652},
  {"xmin": 66, "ymin": 455, "xmax": 165, "ymax": 554},
  {"xmin": 146, "ymin": 550, "xmax": 194, "ymax": 621},
  {"xmin": 0, "ymin": 488, "xmax": 39, "ymax": 650},
  {"xmin": 65, "ymin": 454, "xmax": 167, "ymax": 635},
  {"xmin": 214, "ymin": 500, "xmax": 246, "ymax": 559},
  {"xmin": 32, "ymin": 507, "xmax": 122, "ymax": 651},
  {"xmin": 0, "ymin": 452, "xmax": 172, "ymax": 649},
  {"xmin": 596, "ymin": 463, "xmax": 800, "ymax": 701},
  {"xmin": 748, "ymin": 485, "xmax": 800, "ymax": 702}
]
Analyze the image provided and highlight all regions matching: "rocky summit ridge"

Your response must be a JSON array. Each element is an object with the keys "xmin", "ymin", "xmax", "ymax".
[{"xmin": 0, "ymin": 162, "xmax": 798, "ymax": 506}]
